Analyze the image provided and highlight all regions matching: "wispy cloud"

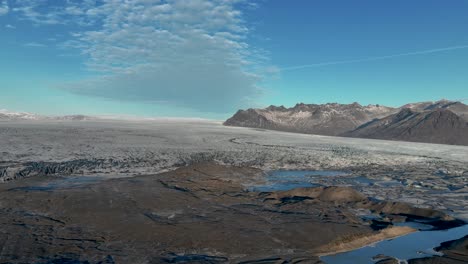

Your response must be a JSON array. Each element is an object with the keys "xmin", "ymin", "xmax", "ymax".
[
  {"xmin": 281, "ymin": 45, "xmax": 468, "ymax": 71},
  {"xmin": 11, "ymin": 0, "xmax": 97, "ymax": 25},
  {"xmin": 5, "ymin": 24, "xmax": 15, "ymax": 29},
  {"xmin": 24, "ymin": 42, "xmax": 47, "ymax": 47},
  {"xmin": 0, "ymin": 0, "xmax": 8, "ymax": 16},
  {"xmin": 13, "ymin": 0, "xmax": 268, "ymax": 113}
]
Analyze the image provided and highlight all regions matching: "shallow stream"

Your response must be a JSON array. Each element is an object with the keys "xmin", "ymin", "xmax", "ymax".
[{"xmin": 321, "ymin": 224, "xmax": 468, "ymax": 263}]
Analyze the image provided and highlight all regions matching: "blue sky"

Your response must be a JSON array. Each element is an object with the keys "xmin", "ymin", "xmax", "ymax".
[{"xmin": 1, "ymin": 0, "xmax": 467, "ymax": 119}]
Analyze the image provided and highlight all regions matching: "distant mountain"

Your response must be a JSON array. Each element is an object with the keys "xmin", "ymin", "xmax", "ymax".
[
  {"xmin": 0, "ymin": 110, "xmax": 92, "ymax": 121},
  {"xmin": 344, "ymin": 108, "xmax": 468, "ymax": 146},
  {"xmin": 0, "ymin": 110, "xmax": 210, "ymax": 122},
  {"xmin": 0, "ymin": 109, "xmax": 42, "ymax": 120},
  {"xmin": 224, "ymin": 103, "xmax": 397, "ymax": 136}
]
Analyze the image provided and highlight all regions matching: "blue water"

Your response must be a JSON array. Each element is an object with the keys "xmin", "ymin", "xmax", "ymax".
[
  {"xmin": 249, "ymin": 170, "xmax": 346, "ymax": 192},
  {"xmin": 321, "ymin": 224, "xmax": 468, "ymax": 264},
  {"xmin": 350, "ymin": 176, "xmax": 374, "ymax": 186}
]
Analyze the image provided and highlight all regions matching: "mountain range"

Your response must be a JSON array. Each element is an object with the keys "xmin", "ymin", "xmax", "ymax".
[
  {"xmin": 224, "ymin": 100, "xmax": 468, "ymax": 146},
  {"xmin": 0, "ymin": 110, "xmax": 215, "ymax": 122},
  {"xmin": 224, "ymin": 103, "xmax": 397, "ymax": 136}
]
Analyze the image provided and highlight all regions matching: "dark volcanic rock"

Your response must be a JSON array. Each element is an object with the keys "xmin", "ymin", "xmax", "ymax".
[
  {"xmin": 365, "ymin": 201, "xmax": 466, "ymax": 230},
  {"xmin": 344, "ymin": 108, "xmax": 468, "ymax": 146},
  {"xmin": 224, "ymin": 103, "xmax": 396, "ymax": 136}
]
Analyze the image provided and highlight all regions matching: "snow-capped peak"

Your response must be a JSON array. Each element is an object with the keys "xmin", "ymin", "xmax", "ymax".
[{"xmin": 0, "ymin": 109, "xmax": 42, "ymax": 120}]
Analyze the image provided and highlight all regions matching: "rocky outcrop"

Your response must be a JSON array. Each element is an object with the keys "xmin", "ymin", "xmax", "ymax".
[
  {"xmin": 368, "ymin": 201, "xmax": 449, "ymax": 219},
  {"xmin": 365, "ymin": 201, "xmax": 466, "ymax": 230}
]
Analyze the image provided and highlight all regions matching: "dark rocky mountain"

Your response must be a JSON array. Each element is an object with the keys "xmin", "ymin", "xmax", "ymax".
[
  {"xmin": 224, "ymin": 102, "xmax": 397, "ymax": 136},
  {"xmin": 224, "ymin": 100, "xmax": 468, "ymax": 146},
  {"xmin": 344, "ymin": 108, "xmax": 468, "ymax": 146},
  {"xmin": 403, "ymin": 99, "xmax": 468, "ymax": 121}
]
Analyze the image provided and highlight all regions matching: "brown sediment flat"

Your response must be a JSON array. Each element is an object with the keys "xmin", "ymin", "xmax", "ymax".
[
  {"xmin": 315, "ymin": 226, "xmax": 416, "ymax": 256},
  {"xmin": 0, "ymin": 163, "xmax": 371, "ymax": 263},
  {"xmin": 0, "ymin": 163, "xmax": 460, "ymax": 263}
]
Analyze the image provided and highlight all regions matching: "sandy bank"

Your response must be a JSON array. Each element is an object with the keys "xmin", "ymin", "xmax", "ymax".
[{"xmin": 316, "ymin": 226, "xmax": 417, "ymax": 256}]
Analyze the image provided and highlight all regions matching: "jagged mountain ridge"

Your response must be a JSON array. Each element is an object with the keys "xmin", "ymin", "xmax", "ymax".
[
  {"xmin": 224, "ymin": 102, "xmax": 397, "ymax": 136},
  {"xmin": 344, "ymin": 108, "xmax": 468, "ymax": 146}
]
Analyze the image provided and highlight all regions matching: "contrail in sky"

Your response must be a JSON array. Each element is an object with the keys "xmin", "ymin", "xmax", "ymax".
[{"xmin": 281, "ymin": 45, "xmax": 468, "ymax": 71}]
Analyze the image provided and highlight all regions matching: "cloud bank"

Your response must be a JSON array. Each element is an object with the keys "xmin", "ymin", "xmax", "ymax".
[{"xmin": 13, "ymin": 0, "xmax": 267, "ymax": 113}]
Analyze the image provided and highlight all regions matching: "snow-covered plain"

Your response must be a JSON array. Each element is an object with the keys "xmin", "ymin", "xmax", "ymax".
[{"xmin": 1, "ymin": 119, "xmax": 467, "ymax": 172}]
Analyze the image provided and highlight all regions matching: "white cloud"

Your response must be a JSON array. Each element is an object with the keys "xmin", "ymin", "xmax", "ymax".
[
  {"xmin": 0, "ymin": 0, "xmax": 8, "ymax": 16},
  {"xmin": 5, "ymin": 24, "xmax": 15, "ymax": 28},
  {"xmin": 14, "ymin": 0, "xmax": 269, "ymax": 113}
]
